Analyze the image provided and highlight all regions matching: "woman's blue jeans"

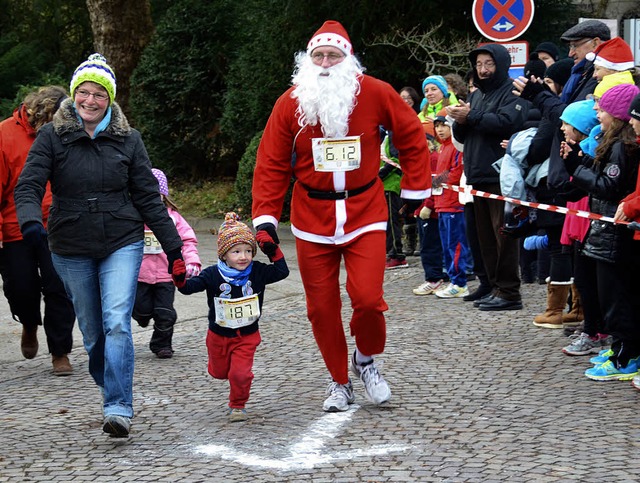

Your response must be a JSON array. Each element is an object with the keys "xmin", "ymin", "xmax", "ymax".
[{"xmin": 52, "ymin": 241, "xmax": 143, "ymax": 418}]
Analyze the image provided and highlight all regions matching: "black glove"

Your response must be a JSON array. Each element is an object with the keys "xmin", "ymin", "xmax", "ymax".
[
  {"xmin": 255, "ymin": 223, "xmax": 279, "ymax": 244},
  {"xmin": 563, "ymin": 149, "xmax": 583, "ymax": 176},
  {"xmin": 519, "ymin": 79, "xmax": 546, "ymax": 101},
  {"xmin": 166, "ymin": 248, "xmax": 183, "ymax": 274},
  {"xmin": 401, "ymin": 198, "xmax": 422, "ymax": 214},
  {"xmin": 21, "ymin": 222, "xmax": 47, "ymax": 247}
]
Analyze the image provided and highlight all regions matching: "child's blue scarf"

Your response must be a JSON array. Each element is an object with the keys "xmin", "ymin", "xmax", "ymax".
[{"xmin": 217, "ymin": 260, "xmax": 253, "ymax": 286}]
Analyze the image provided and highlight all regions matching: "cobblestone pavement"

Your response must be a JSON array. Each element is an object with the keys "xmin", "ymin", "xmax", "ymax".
[{"xmin": 1, "ymin": 221, "xmax": 639, "ymax": 482}]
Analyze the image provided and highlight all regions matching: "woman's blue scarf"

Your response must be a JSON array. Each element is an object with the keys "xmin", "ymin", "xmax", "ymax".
[{"xmin": 217, "ymin": 259, "xmax": 253, "ymax": 286}]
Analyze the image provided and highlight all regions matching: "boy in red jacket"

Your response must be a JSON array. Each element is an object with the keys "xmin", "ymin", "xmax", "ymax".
[{"xmin": 432, "ymin": 114, "xmax": 470, "ymax": 298}]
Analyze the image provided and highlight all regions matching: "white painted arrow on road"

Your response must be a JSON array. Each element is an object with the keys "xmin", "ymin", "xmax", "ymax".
[{"xmin": 194, "ymin": 405, "xmax": 412, "ymax": 470}]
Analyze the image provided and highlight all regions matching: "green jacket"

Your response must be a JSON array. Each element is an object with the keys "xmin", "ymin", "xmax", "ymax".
[{"xmin": 379, "ymin": 133, "xmax": 401, "ymax": 195}]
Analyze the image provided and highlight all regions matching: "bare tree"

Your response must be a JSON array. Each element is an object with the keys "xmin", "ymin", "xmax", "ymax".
[
  {"xmin": 85, "ymin": 0, "xmax": 154, "ymax": 116},
  {"xmin": 369, "ymin": 22, "xmax": 482, "ymax": 76}
]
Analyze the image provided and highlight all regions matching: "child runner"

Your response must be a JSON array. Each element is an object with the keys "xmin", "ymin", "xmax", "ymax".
[
  {"xmin": 432, "ymin": 113, "xmax": 469, "ymax": 298},
  {"xmin": 132, "ymin": 168, "xmax": 201, "ymax": 358},
  {"xmin": 171, "ymin": 212, "xmax": 289, "ymax": 421}
]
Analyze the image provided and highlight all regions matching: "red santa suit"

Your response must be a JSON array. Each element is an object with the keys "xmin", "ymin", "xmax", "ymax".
[{"xmin": 252, "ymin": 45, "xmax": 430, "ymax": 386}]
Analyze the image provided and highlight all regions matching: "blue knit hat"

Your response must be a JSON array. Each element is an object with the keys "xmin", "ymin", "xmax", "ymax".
[
  {"xmin": 560, "ymin": 99, "xmax": 598, "ymax": 135},
  {"xmin": 421, "ymin": 75, "xmax": 449, "ymax": 99}
]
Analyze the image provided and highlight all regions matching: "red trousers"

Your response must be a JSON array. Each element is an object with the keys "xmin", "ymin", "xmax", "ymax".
[
  {"xmin": 206, "ymin": 329, "xmax": 261, "ymax": 409},
  {"xmin": 296, "ymin": 231, "xmax": 388, "ymax": 384}
]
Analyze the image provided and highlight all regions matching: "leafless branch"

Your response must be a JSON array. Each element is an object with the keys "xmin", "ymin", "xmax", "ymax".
[{"xmin": 368, "ymin": 22, "xmax": 482, "ymax": 75}]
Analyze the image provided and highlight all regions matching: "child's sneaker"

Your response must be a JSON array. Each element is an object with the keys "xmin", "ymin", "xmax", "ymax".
[
  {"xmin": 227, "ymin": 408, "xmax": 248, "ymax": 422},
  {"xmin": 589, "ymin": 348, "xmax": 614, "ymax": 365},
  {"xmin": 435, "ymin": 283, "xmax": 469, "ymax": 299},
  {"xmin": 585, "ymin": 358, "xmax": 639, "ymax": 381},
  {"xmin": 323, "ymin": 380, "xmax": 355, "ymax": 412},
  {"xmin": 562, "ymin": 332, "xmax": 601, "ymax": 356},
  {"xmin": 412, "ymin": 279, "xmax": 444, "ymax": 295}
]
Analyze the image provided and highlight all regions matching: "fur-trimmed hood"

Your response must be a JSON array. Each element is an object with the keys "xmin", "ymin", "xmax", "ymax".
[{"xmin": 52, "ymin": 97, "xmax": 131, "ymax": 137}]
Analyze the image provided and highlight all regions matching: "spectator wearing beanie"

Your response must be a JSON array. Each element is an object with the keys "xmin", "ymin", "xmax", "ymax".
[
  {"xmin": 563, "ymin": 83, "xmax": 640, "ymax": 381},
  {"xmin": 543, "ymin": 58, "xmax": 574, "ymax": 96},
  {"xmin": 533, "ymin": 41, "xmax": 560, "ymax": 68},
  {"xmin": 419, "ymin": 75, "xmax": 458, "ymax": 141},
  {"xmin": 524, "ymin": 53, "xmax": 548, "ymax": 80}
]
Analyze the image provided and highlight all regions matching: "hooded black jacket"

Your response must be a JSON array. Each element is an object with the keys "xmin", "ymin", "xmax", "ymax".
[{"xmin": 452, "ymin": 43, "xmax": 529, "ymax": 185}]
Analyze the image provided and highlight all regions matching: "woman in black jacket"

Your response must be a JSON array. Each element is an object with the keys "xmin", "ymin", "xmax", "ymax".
[{"xmin": 15, "ymin": 54, "xmax": 184, "ymax": 438}]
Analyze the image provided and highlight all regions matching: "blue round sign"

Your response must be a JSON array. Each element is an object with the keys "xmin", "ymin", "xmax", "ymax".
[{"xmin": 472, "ymin": 0, "xmax": 535, "ymax": 42}]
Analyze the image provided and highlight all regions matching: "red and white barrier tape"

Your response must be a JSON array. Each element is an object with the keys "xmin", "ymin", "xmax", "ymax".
[
  {"xmin": 380, "ymin": 154, "xmax": 402, "ymax": 170},
  {"xmin": 441, "ymin": 183, "xmax": 631, "ymax": 226}
]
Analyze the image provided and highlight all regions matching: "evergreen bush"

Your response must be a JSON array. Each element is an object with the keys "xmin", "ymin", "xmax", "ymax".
[{"xmin": 233, "ymin": 129, "xmax": 293, "ymax": 222}]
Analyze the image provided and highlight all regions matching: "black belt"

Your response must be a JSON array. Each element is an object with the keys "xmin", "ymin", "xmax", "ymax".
[
  {"xmin": 302, "ymin": 178, "xmax": 377, "ymax": 200},
  {"xmin": 52, "ymin": 192, "xmax": 130, "ymax": 213}
]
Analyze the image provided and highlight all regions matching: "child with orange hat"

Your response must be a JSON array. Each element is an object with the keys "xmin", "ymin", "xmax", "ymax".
[{"xmin": 171, "ymin": 212, "xmax": 289, "ymax": 421}]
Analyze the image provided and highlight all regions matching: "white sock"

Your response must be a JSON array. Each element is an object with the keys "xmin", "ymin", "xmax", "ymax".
[{"xmin": 355, "ymin": 348, "xmax": 373, "ymax": 365}]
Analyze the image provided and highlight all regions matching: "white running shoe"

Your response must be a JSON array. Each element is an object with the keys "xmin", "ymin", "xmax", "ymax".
[
  {"xmin": 350, "ymin": 354, "xmax": 391, "ymax": 404},
  {"xmin": 412, "ymin": 279, "xmax": 444, "ymax": 295},
  {"xmin": 323, "ymin": 380, "xmax": 355, "ymax": 412}
]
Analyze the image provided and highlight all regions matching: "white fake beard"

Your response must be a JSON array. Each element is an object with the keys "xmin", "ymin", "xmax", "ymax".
[{"xmin": 291, "ymin": 52, "xmax": 364, "ymax": 138}]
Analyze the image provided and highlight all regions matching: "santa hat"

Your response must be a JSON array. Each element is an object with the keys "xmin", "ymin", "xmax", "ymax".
[
  {"xmin": 70, "ymin": 53, "xmax": 117, "ymax": 103},
  {"xmin": 151, "ymin": 168, "xmax": 169, "ymax": 196},
  {"xmin": 307, "ymin": 20, "xmax": 353, "ymax": 56},
  {"xmin": 599, "ymin": 83, "xmax": 640, "ymax": 122},
  {"xmin": 217, "ymin": 212, "xmax": 257, "ymax": 259},
  {"xmin": 586, "ymin": 37, "xmax": 635, "ymax": 72}
]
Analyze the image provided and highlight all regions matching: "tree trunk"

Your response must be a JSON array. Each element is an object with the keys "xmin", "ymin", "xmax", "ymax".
[{"xmin": 85, "ymin": 0, "xmax": 153, "ymax": 117}]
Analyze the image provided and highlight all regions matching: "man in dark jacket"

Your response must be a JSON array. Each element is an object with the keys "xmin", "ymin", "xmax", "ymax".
[{"xmin": 447, "ymin": 43, "xmax": 529, "ymax": 310}]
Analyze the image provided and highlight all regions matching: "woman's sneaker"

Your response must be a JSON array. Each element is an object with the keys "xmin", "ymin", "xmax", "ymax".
[
  {"xmin": 103, "ymin": 415, "xmax": 130, "ymax": 437},
  {"xmin": 632, "ymin": 375, "xmax": 640, "ymax": 391},
  {"xmin": 323, "ymin": 380, "xmax": 355, "ymax": 412}
]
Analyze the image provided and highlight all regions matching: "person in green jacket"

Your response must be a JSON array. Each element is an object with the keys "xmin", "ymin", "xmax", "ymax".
[{"xmin": 380, "ymin": 129, "xmax": 408, "ymax": 269}]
